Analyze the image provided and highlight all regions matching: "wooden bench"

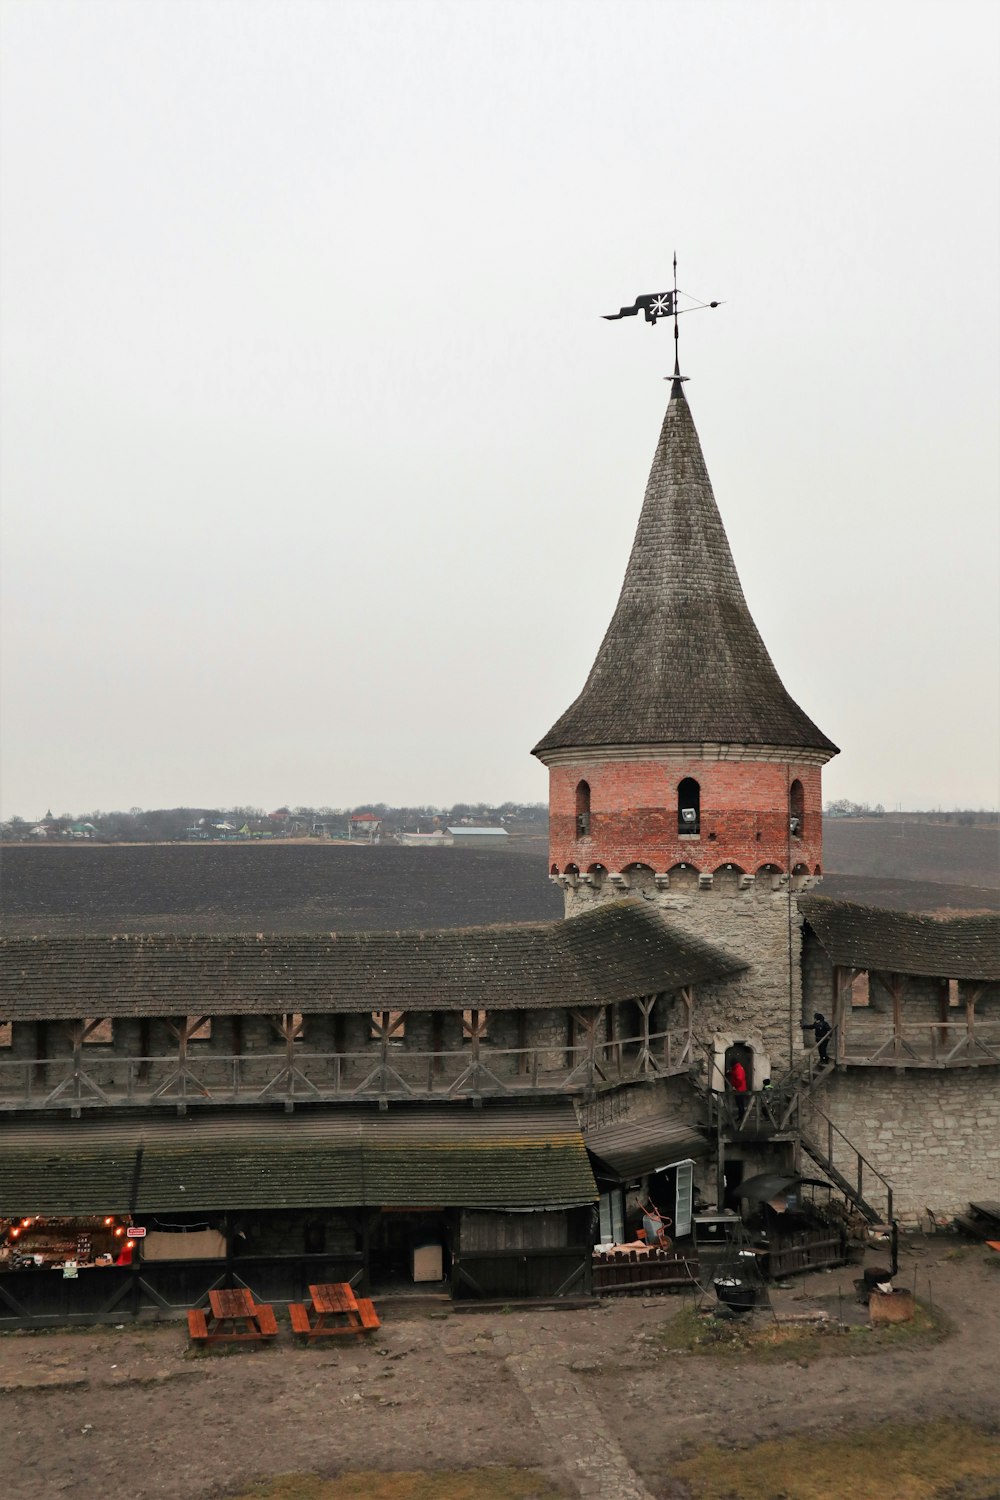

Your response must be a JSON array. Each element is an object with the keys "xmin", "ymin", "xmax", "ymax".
[
  {"xmin": 187, "ymin": 1308, "xmax": 209, "ymax": 1341},
  {"xmin": 254, "ymin": 1302, "xmax": 279, "ymax": 1338},
  {"xmin": 289, "ymin": 1302, "xmax": 313, "ymax": 1338},
  {"xmin": 291, "ymin": 1283, "xmax": 381, "ymax": 1342},
  {"xmin": 187, "ymin": 1288, "xmax": 278, "ymax": 1346},
  {"xmin": 355, "ymin": 1297, "xmax": 381, "ymax": 1332}
]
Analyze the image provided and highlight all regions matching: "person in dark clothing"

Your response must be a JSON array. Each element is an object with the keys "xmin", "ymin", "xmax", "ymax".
[
  {"xmin": 812, "ymin": 1012, "xmax": 832, "ymax": 1065},
  {"xmin": 759, "ymin": 1075, "xmax": 776, "ymax": 1124}
]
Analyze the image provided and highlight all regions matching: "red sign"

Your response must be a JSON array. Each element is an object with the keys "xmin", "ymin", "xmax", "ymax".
[{"xmin": 126, "ymin": 1226, "xmax": 146, "ymax": 1239}]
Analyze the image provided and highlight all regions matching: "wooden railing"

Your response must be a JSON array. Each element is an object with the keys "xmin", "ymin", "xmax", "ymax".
[
  {"xmin": 0, "ymin": 1027, "xmax": 695, "ymax": 1112},
  {"xmin": 698, "ymin": 1029, "xmax": 835, "ymax": 1139},
  {"xmin": 841, "ymin": 1018, "xmax": 1000, "ymax": 1067}
]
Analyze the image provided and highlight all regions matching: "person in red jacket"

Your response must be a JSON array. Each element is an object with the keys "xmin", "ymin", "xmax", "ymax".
[{"xmin": 726, "ymin": 1058, "xmax": 749, "ymax": 1122}]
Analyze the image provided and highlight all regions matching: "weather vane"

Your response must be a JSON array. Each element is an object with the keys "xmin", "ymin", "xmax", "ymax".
[{"xmin": 603, "ymin": 252, "xmax": 722, "ymax": 379}]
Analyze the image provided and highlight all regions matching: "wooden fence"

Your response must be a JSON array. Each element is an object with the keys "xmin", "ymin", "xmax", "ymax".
[{"xmin": 591, "ymin": 1246, "xmax": 699, "ymax": 1296}]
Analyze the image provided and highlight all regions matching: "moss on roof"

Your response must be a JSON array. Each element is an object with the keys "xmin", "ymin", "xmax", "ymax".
[
  {"xmin": 0, "ymin": 900, "xmax": 745, "ymax": 1021},
  {"xmin": 799, "ymin": 895, "xmax": 1000, "ymax": 981},
  {"xmin": 0, "ymin": 1103, "xmax": 597, "ymax": 1213}
]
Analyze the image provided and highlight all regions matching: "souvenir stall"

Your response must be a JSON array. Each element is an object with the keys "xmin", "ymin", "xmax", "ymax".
[{"xmin": 1, "ymin": 1215, "xmax": 136, "ymax": 1274}]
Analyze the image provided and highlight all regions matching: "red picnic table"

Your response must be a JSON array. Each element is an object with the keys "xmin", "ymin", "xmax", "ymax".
[
  {"xmin": 289, "ymin": 1281, "xmax": 380, "ymax": 1342},
  {"xmin": 187, "ymin": 1286, "xmax": 279, "ymax": 1346}
]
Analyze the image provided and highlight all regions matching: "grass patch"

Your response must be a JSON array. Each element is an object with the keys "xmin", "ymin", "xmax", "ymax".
[
  {"xmin": 658, "ymin": 1301, "xmax": 947, "ymax": 1363},
  {"xmin": 672, "ymin": 1418, "xmax": 1000, "ymax": 1499},
  {"xmin": 226, "ymin": 1469, "xmax": 564, "ymax": 1500}
]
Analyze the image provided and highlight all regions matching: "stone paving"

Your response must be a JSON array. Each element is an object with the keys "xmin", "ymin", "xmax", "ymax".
[{"xmin": 506, "ymin": 1349, "xmax": 655, "ymax": 1500}]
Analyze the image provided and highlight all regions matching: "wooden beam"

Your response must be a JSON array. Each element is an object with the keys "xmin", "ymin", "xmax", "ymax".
[
  {"xmin": 516, "ymin": 1010, "xmax": 528, "ymax": 1074},
  {"xmin": 432, "ymin": 1011, "xmax": 444, "ymax": 1076},
  {"xmin": 890, "ymin": 974, "xmax": 903, "ymax": 1059},
  {"xmin": 831, "ymin": 966, "xmax": 842, "ymax": 1060}
]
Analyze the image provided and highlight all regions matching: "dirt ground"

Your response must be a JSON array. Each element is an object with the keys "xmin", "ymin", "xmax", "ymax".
[{"xmin": 1, "ymin": 1243, "xmax": 997, "ymax": 1500}]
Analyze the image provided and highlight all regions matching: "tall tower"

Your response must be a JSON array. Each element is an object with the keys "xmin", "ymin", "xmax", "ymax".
[{"xmin": 533, "ymin": 375, "xmax": 838, "ymax": 1061}]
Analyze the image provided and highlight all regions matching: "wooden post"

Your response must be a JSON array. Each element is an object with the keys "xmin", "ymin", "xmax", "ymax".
[
  {"xmin": 176, "ymin": 1017, "xmax": 188, "ymax": 1101},
  {"xmin": 965, "ymin": 986, "xmax": 982, "ymax": 1055},
  {"xmin": 637, "ymin": 997, "xmax": 655, "ymax": 1076},
  {"xmin": 568, "ymin": 1007, "xmax": 600, "ymax": 1090},
  {"xmin": 432, "ymin": 1012, "xmax": 444, "ymax": 1077},
  {"xmin": 286, "ymin": 1013, "xmax": 297, "ymax": 1092},
  {"xmin": 838, "ymin": 969, "xmax": 855, "ymax": 1064},
  {"xmin": 232, "ymin": 1016, "xmax": 243, "ymax": 1098},
  {"xmin": 890, "ymin": 974, "xmax": 903, "ymax": 1061},
  {"xmin": 138, "ymin": 1018, "xmax": 151, "ymax": 1084},
  {"xmin": 586, "ymin": 1007, "xmax": 598, "ymax": 1088},
  {"xmin": 935, "ymin": 979, "xmax": 949, "ymax": 1061},
  {"xmin": 675, "ymin": 987, "xmax": 694, "ymax": 1070},
  {"xmin": 832, "ymin": 967, "xmax": 845, "ymax": 1063},
  {"xmin": 71, "ymin": 1019, "xmax": 83, "ymax": 1088},
  {"xmin": 33, "ymin": 1019, "xmax": 47, "ymax": 1089}
]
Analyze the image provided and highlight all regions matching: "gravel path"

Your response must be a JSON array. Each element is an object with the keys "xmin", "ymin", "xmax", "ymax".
[{"xmin": 0, "ymin": 1244, "xmax": 995, "ymax": 1500}]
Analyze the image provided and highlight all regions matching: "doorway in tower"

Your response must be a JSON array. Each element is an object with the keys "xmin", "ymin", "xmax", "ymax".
[
  {"xmin": 722, "ymin": 1157, "xmax": 745, "ymax": 1210},
  {"xmin": 724, "ymin": 1040, "xmax": 755, "ymax": 1091},
  {"xmin": 368, "ymin": 1208, "xmax": 450, "ymax": 1293}
]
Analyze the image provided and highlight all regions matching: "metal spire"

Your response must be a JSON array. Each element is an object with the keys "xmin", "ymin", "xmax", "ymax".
[
  {"xmin": 672, "ymin": 250, "xmax": 682, "ymax": 380},
  {"xmin": 601, "ymin": 256, "xmax": 724, "ymax": 382}
]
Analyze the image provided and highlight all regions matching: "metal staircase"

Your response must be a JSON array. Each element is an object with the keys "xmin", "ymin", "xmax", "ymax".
[
  {"xmin": 798, "ymin": 1103, "xmax": 893, "ymax": 1224},
  {"xmin": 694, "ymin": 1027, "xmax": 894, "ymax": 1225}
]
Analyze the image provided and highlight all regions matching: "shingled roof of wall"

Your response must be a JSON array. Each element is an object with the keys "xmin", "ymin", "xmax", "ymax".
[
  {"xmin": 799, "ymin": 895, "xmax": 1000, "ymax": 981},
  {"xmin": 0, "ymin": 1101, "xmax": 598, "ymax": 1213},
  {"xmin": 533, "ymin": 382, "xmax": 837, "ymax": 758},
  {"xmin": 0, "ymin": 899, "xmax": 745, "ymax": 1021}
]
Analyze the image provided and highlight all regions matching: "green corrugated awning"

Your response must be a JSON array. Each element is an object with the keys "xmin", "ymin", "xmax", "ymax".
[{"xmin": 0, "ymin": 1102, "xmax": 597, "ymax": 1214}]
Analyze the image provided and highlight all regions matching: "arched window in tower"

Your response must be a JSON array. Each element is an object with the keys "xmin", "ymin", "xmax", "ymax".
[
  {"xmin": 575, "ymin": 780, "xmax": 591, "ymax": 839},
  {"xmin": 678, "ymin": 777, "xmax": 700, "ymax": 835},
  {"xmin": 789, "ymin": 779, "xmax": 804, "ymax": 838}
]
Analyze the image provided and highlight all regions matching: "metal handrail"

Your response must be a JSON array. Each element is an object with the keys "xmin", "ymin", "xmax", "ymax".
[{"xmin": 803, "ymin": 1101, "xmax": 894, "ymax": 1222}]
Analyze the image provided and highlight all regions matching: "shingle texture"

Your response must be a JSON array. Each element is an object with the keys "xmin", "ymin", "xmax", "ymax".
[
  {"xmin": 0, "ymin": 900, "xmax": 745, "ymax": 1021},
  {"xmin": 799, "ymin": 896, "xmax": 1000, "ymax": 981},
  {"xmin": 0, "ymin": 1102, "xmax": 597, "ymax": 1212},
  {"xmin": 534, "ymin": 382, "xmax": 837, "ymax": 757}
]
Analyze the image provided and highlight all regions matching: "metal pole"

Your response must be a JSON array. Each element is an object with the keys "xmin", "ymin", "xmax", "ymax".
[{"xmin": 787, "ymin": 766, "xmax": 795, "ymax": 1069}]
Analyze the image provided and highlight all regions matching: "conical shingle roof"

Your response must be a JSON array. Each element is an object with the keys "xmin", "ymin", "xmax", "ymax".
[{"xmin": 534, "ymin": 381, "xmax": 837, "ymax": 759}]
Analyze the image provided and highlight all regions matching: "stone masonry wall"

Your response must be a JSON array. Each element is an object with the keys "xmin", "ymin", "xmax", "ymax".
[
  {"xmin": 564, "ymin": 873, "xmax": 805, "ymax": 1072},
  {"xmin": 806, "ymin": 1069, "xmax": 1000, "ymax": 1224}
]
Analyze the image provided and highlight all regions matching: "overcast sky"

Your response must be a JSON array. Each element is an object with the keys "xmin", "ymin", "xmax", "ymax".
[{"xmin": 1, "ymin": 0, "xmax": 997, "ymax": 820}]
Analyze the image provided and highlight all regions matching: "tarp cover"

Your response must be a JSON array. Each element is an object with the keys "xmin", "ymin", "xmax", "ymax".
[{"xmin": 140, "ymin": 1229, "xmax": 226, "ymax": 1261}]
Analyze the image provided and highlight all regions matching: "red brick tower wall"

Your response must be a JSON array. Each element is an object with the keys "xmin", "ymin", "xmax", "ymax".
[{"xmin": 548, "ymin": 757, "xmax": 823, "ymax": 877}]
